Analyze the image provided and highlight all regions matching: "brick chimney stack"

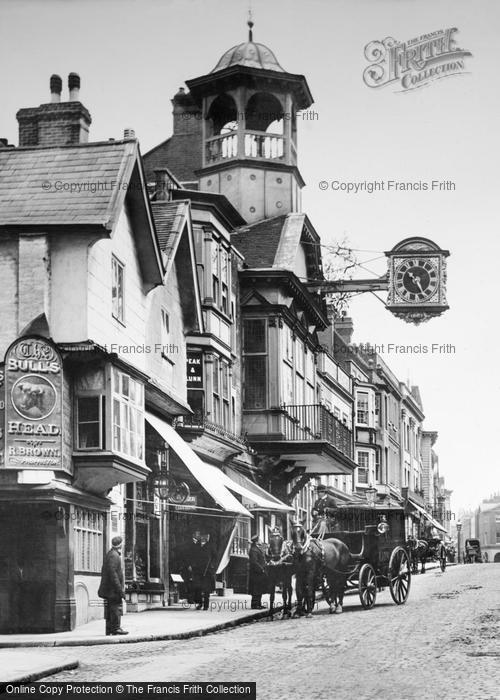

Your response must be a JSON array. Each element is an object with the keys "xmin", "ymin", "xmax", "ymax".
[
  {"xmin": 334, "ymin": 315, "xmax": 355, "ymax": 345},
  {"xmin": 172, "ymin": 87, "xmax": 202, "ymax": 136},
  {"xmin": 17, "ymin": 73, "xmax": 92, "ymax": 147}
]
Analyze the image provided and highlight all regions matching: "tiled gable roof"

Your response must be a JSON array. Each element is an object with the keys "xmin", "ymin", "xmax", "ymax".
[
  {"xmin": 151, "ymin": 200, "xmax": 189, "ymax": 266},
  {"xmin": 0, "ymin": 140, "xmax": 136, "ymax": 229},
  {"xmin": 232, "ymin": 215, "xmax": 288, "ymax": 268}
]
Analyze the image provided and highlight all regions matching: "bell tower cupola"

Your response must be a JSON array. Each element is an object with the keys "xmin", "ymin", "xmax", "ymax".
[{"xmin": 186, "ymin": 20, "xmax": 313, "ymax": 223}]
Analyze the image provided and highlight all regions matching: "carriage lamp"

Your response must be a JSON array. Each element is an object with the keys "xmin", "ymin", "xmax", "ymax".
[
  {"xmin": 377, "ymin": 515, "xmax": 390, "ymax": 535},
  {"xmin": 154, "ymin": 443, "xmax": 170, "ymax": 498},
  {"xmin": 365, "ymin": 485, "xmax": 378, "ymax": 507}
]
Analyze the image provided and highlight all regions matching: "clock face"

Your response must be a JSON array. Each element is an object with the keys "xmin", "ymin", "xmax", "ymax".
[{"xmin": 394, "ymin": 258, "xmax": 439, "ymax": 303}]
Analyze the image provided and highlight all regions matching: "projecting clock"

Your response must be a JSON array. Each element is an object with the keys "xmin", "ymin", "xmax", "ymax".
[
  {"xmin": 394, "ymin": 258, "xmax": 439, "ymax": 303},
  {"xmin": 386, "ymin": 238, "xmax": 449, "ymax": 325}
]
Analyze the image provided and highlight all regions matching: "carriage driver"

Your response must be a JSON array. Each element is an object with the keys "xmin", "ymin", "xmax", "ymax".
[{"xmin": 311, "ymin": 484, "xmax": 338, "ymax": 539}]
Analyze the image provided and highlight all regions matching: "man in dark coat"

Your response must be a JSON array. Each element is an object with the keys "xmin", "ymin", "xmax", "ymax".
[
  {"xmin": 248, "ymin": 534, "xmax": 268, "ymax": 609},
  {"xmin": 98, "ymin": 536, "xmax": 128, "ymax": 635},
  {"xmin": 311, "ymin": 484, "xmax": 338, "ymax": 538},
  {"xmin": 191, "ymin": 534, "xmax": 216, "ymax": 610},
  {"xmin": 181, "ymin": 530, "xmax": 201, "ymax": 604}
]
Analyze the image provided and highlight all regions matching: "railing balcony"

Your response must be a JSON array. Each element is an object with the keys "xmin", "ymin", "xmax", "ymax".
[
  {"xmin": 178, "ymin": 413, "xmax": 248, "ymax": 448},
  {"xmin": 282, "ymin": 404, "xmax": 353, "ymax": 459},
  {"xmin": 205, "ymin": 130, "xmax": 285, "ymax": 165}
]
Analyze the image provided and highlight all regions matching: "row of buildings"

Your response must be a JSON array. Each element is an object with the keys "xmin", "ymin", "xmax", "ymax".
[{"xmin": 0, "ymin": 30, "xmax": 451, "ymax": 633}]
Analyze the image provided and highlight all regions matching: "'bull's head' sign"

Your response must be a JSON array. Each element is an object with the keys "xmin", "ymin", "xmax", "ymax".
[{"xmin": 4, "ymin": 337, "xmax": 63, "ymax": 470}]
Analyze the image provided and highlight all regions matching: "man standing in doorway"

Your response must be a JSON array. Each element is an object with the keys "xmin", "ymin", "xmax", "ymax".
[{"xmin": 98, "ymin": 536, "xmax": 128, "ymax": 636}]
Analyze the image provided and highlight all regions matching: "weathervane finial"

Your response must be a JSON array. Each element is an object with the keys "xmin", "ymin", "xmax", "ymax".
[{"xmin": 248, "ymin": 7, "xmax": 254, "ymax": 42}]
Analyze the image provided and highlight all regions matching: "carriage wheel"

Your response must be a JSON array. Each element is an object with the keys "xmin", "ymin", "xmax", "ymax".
[
  {"xmin": 388, "ymin": 547, "xmax": 411, "ymax": 605},
  {"xmin": 358, "ymin": 563, "xmax": 377, "ymax": 609}
]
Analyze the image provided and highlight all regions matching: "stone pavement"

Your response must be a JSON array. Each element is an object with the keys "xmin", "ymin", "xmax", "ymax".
[
  {"xmin": 0, "ymin": 650, "xmax": 78, "ymax": 684},
  {"xmin": 0, "ymin": 561, "xmax": 448, "ymax": 685},
  {"xmin": 0, "ymin": 593, "xmax": 273, "ymax": 650}
]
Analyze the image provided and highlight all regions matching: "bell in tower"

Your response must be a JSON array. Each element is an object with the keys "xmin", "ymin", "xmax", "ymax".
[{"xmin": 185, "ymin": 20, "xmax": 313, "ymax": 223}]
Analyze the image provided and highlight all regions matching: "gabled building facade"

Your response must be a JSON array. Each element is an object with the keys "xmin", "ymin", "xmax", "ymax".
[
  {"xmin": 144, "ymin": 30, "xmax": 358, "ymax": 537},
  {"xmin": 0, "ymin": 73, "xmax": 291, "ymax": 631}
]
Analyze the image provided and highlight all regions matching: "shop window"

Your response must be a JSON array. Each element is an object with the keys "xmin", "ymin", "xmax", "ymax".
[
  {"xmin": 74, "ymin": 508, "xmax": 104, "ymax": 573},
  {"xmin": 232, "ymin": 518, "xmax": 250, "ymax": 556},
  {"xmin": 111, "ymin": 255, "xmax": 125, "ymax": 323}
]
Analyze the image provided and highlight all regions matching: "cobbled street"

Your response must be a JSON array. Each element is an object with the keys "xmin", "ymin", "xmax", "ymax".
[{"xmin": 43, "ymin": 564, "xmax": 500, "ymax": 699}]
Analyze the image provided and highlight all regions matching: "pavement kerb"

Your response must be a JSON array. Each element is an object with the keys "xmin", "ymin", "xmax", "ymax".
[
  {"xmin": 0, "ymin": 561, "xmax": 453, "ymax": 650},
  {"xmin": 0, "ymin": 658, "xmax": 79, "ymax": 685},
  {"xmin": 0, "ymin": 607, "xmax": 273, "ymax": 649}
]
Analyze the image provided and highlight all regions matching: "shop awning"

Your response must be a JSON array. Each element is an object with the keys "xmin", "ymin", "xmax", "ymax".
[
  {"xmin": 145, "ymin": 412, "xmax": 252, "ymax": 517},
  {"xmin": 222, "ymin": 468, "xmax": 294, "ymax": 512},
  {"xmin": 407, "ymin": 498, "xmax": 447, "ymax": 533},
  {"xmin": 425, "ymin": 514, "xmax": 447, "ymax": 534}
]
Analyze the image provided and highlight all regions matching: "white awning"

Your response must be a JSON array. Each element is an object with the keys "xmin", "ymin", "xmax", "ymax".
[
  {"xmin": 223, "ymin": 468, "xmax": 293, "ymax": 512},
  {"xmin": 407, "ymin": 498, "xmax": 427, "ymax": 517},
  {"xmin": 425, "ymin": 514, "xmax": 448, "ymax": 534},
  {"xmin": 408, "ymin": 498, "xmax": 447, "ymax": 533},
  {"xmin": 146, "ymin": 412, "xmax": 251, "ymax": 517}
]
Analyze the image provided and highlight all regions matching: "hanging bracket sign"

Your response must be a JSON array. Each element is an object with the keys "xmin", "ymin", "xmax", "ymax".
[{"xmin": 4, "ymin": 337, "xmax": 63, "ymax": 469}]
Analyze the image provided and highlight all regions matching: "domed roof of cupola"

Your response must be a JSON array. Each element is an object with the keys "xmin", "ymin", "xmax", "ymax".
[{"xmin": 212, "ymin": 20, "xmax": 285, "ymax": 73}]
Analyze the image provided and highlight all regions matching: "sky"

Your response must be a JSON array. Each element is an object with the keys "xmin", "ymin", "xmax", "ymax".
[{"xmin": 0, "ymin": 0, "xmax": 498, "ymax": 512}]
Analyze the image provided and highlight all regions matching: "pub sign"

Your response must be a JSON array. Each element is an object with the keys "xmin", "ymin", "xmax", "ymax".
[{"xmin": 4, "ymin": 337, "xmax": 63, "ymax": 469}]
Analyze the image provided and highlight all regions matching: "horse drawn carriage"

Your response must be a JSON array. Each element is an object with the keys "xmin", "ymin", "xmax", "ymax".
[
  {"xmin": 286, "ymin": 502, "xmax": 412, "ymax": 616},
  {"xmin": 406, "ymin": 534, "xmax": 447, "ymax": 574},
  {"xmin": 464, "ymin": 538, "xmax": 482, "ymax": 564},
  {"xmin": 322, "ymin": 503, "xmax": 412, "ymax": 609}
]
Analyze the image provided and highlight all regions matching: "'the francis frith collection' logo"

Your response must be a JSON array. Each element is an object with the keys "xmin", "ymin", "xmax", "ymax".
[
  {"xmin": 363, "ymin": 28, "xmax": 472, "ymax": 91},
  {"xmin": 4, "ymin": 337, "xmax": 63, "ymax": 469}
]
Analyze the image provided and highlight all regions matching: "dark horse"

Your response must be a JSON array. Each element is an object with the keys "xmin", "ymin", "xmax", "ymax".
[
  {"xmin": 406, "ymin": 535, "xmax": 428, "ymax": 574},
  {"xmin": 406, "ymin": 535, "xmax": 446, "ymax": 574},
  {"xmin": 291, "ymin": 524, "xmax": 351, "ymax": 618},
  {"xmin": 265, "ymin": 531, "xmax": 294, "ymax": 619}
]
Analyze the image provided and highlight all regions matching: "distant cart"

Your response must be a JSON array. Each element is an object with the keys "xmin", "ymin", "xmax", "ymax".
[{"xmin": 464, "ymin": 538, "xmax": 482, "ymax": 564}]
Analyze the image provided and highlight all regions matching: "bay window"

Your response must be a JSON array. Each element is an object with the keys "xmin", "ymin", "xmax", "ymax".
[
  {"xmin": 112, "ymin": 368, "xmax": 144, "ymax": 461},
  {"xmin": 243, "ymin": 319, "xmax": 267, "ymax": 410},
  {"xmin": 357, "ymin": 451, "xmax": 369, "ymax": 485}
]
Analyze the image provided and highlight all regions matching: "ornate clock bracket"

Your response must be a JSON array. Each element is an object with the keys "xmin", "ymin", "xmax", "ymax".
[{"xmin": 306, "ymin": 237, "xmax": 449, "ymax": 326}]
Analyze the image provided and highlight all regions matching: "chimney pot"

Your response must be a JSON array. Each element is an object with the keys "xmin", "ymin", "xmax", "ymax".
[
  {"xmin": 68, "ymin": 72, "xmax": 80, "ymax": 101},
  {"xmin": 50, "ymin": 74, "xmax": 62, "ymax": 103}
]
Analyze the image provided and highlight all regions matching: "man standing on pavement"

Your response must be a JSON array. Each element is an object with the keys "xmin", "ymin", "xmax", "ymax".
[
  {"xmin": 191, "ymin": 533, "xmax": 216, "ymax": 610},
  {"xmin": 248, "ymin": 534, "xmax": 268, "ymax": 609},
  {"xmin": 98, "ymin": 536, "xmax": 128, "ymax": 636},
  {"xmin": 182, "ymin": 530, "xmax": 202, "ymax": 604}
]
